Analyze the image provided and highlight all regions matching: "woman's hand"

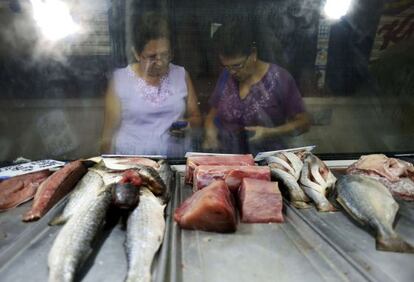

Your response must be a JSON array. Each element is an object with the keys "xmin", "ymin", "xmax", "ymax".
[
  {"xmin": 202, "ymin": 130, "xmax": 219, "ymax": 151},
  {"xmin": 244, "ymin": 126, "xmax": 271, "ymax": 143}
]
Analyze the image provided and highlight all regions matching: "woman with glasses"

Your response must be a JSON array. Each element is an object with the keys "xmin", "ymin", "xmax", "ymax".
[
  {"xmin": 203, "ymin": 21, "xmax": 311, "ymax": 154},
  {"xmin": 101, "ymin": 12, "xmax": 201, "ymax": 157}
]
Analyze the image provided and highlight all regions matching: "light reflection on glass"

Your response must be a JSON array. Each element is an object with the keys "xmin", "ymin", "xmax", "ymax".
[{"xmin": 30, "ymin": 0, "xmax": 80, "ymax": 41}]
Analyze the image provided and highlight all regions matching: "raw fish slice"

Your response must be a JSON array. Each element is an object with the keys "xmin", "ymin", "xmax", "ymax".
[
  {"xmin": 193, "ymin": 165, "xmax": 270, "ymax": 192},
  {"xmin": 23, "ymin": 160, "xmax": 87, "ymax": 222},
  {"xmin": 239, "ymin": 178, "xmax": 284, "ymax": 223},
  {"xmin": 0, "ymin": 170, "xmax": 52, "ymax": 211},
  {"xmin": 185, "ymin": 154, "xmax": 255, "ymax": 184},
  {"xmin": 174, "ymin": 180, "xmax": 237, "ymax": 233}
]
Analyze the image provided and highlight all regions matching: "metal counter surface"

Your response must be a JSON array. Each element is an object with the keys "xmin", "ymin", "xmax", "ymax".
[
  {"xmin": 1, "ymin": 164, "xmax": 413, "ymax": 282},
  {"xmin": 0, "ymin": 170, "xmax": 174, "ymax": 282},
  {"xmin": 168, "ymin": 165, "xmax": 368, "ymax": 282},
  {"xmin": 292, "ymin": 199, "xmax": 414, "ymax": 282}
]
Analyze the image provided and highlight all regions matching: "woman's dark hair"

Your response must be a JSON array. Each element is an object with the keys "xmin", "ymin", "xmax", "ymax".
[
  {"xmin": 132, "ymin": 12, "xmax": 171, "ymax": 54},
  {"xmin": 213, "ymin": 20, "xmax": 256, "ymax": 58}
]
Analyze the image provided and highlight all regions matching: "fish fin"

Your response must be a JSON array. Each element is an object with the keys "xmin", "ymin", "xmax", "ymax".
[
  {"xmin": 292, "ymin": 201, "xmax": 312, "ymax": 209},
  {"xmin": 336, "ymin": 197, "xmax": 366, "ymax": 225},
  {"xmin": 376, "ymin": 236, "xmax": 414, "ymax": 253},
  {"xmin": 22, "ymin": 211, "xmax": 39, "ymax": 222},
  {"xmin": 316, "ymin": 202, "xmax": 337, "ymax": 212},
  {"xmin": 48, "ymin": 215, "xmax": 67, "ymax": 226}
]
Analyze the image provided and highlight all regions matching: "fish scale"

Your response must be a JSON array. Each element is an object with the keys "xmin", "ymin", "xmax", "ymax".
[
  {"xmin": 125, "ymin": 187, "xmax": 166, "ymax": 282},
  {"xmin": 49, "ymin": 170, "xmax": 104, "ymax": 225},
  {"xmin": 48, "ymin": 185, "xmax": 112, "ymax": 282},
  {"xmin": 336, "ymin": 174, "xmax": 414, "ymax": 253}
]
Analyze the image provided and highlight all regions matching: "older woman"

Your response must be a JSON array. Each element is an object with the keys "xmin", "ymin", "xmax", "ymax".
[
  {"xmin": 101, "ymin": 13, "xmax": 201, "ymax": 157},
  {"xmin": 203, "ymin": 21, "xmax": 310, "ymax": 154}
]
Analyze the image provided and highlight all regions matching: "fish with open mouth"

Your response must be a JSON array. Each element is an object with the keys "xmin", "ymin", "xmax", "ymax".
[
  {"xmin": 125, "ymin": 187, "xmax": 166, "ymax": 282},
  {"xmin": 48, "ymin": 183, "xmax": 112, "ymax": 282},
  {"xmin": 336, "ymin": 174, "xmax": 414, "ymax": 253},
  {"xmin": 299, "ymin": 153, "xmax": 336, "ymax": 212},
  {"xmin": 266, "ymin": 151, "xmax": 310, "ymax": 209}
]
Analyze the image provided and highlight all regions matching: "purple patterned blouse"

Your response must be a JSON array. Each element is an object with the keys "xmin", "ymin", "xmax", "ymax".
[{"xmin": 209, "ymin": 64, "xmax": 306, "ymax": 154}]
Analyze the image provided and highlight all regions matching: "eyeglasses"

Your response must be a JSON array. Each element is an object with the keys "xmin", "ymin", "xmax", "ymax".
[
  {"xmin": 140, "ymin": 52, "xmax": 172, "ymax": 63},
  {"xmin": 220, "ymin": 55, "xmax": 250, "ymax": 71}
]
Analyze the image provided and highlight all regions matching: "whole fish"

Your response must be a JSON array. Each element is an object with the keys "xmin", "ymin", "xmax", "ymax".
[
  {"xmin": 48, "ymin": 184, "xmax": 112, "ymax": 282},
  {"xmin": 112, "ymin": 170, "xmax": 142, "ymax": 210},
  {"xmin": 266, "ymin": 153, "xmax": 310, "ymax": 209},
  {"xmin": 300, "ymin": 153, "xmax": 336, "ymax": 212},
  {"xmin": 112, "ymin": 183, "xmax": 140, "ymax": 210},
  {"xmin": 91, "ymin": 164, "xmax": 166, "ymax": 197},
  {"xmin": 157, "ymin": 160, "xmax": 172, "ymax": 202},
  {"xmin": 125, "ymin": 187, "xmax": 166, "ymax": 282},
  {"xmin": 269, "ymin": 168, "xmax": 310, "ymax": 208},
  {"xmin": 336, "ymin": 175, "xmax": 414, "ymax": 253},
  {"xmin": 49, "ymin": 170, "xmax": 104, "ymax": 225},
  {"xmin": 133, "ymin": 165, "xmax": 167, "ymax": 196}
]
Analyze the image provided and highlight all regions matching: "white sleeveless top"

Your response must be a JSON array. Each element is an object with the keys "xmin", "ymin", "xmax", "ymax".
[{"xmin": 112, "ymin": 63, "xmax": 191, "ymax": 157}]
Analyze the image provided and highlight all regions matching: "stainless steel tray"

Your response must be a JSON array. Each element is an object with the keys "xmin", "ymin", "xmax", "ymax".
[
  {"xmin": 292, "ymin": 199, "xmax": 414, "ymax": 282},
  {"xmin": 167, "ymin": 166, "xmax": 369, "ymax": 282},
  {"xmin": 0, "ymin": 169, "xmax": 174, "ymax": 282}
]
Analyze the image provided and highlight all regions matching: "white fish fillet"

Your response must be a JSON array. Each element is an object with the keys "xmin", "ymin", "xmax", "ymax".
[{"xmin": 125, "ymin": 187, "xmax": 166, "ymax": 282}]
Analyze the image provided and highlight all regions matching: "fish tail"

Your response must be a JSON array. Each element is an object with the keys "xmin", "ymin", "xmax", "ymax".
[
  {"xmin": 22, "ymin": 211, "xmax": 38, "ymax": 222},
  {"xmin": 317, "ymin": 202, "xmax": 337, "ymax": 212},
  {"xmin": 48, "ymin": 215, "xmax": 67, "ymax": 226},
  {"xmin": 292, "ymin": 201, "xmax": 311, "ymax": 209},
  {"xmin": 376, "ymin": 235, "xmax": 414, "ymax": 253}
]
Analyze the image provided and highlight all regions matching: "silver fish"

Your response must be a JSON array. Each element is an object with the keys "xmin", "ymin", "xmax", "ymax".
[
  {"xmin": 300, "ymin": 153, "xmax": 336, "ymax": 212},
  {"xmin": 48, "ymin": 184, "xmax": 112, "ymax": 282},
  {"xmin": 269, "ymin": 167, "xmax": 310, "ymax": 209},
  {"xmin": 157, "ymin": 160, "xmax": 172, "ymax": 202},
  {"xmin": 283, "ymin": 152, "xmax": 304, "ymax": 180},
  {"xmin": 266, "ymin": 154, "xmax": 310, "ymax": 209},
  {"xmin": 125, "ymin": 187, "xmax": 166, "ymax": 282},
  {"xmin": 49, "ymin": 170, "xmax": 104, "ymax": 225},
  {"xmin": 267, "ymin": 155, "xmax": 295, "ymax": 176},
  {"xmin": 336, "ymin": 175, "xmax": 414, "ymax": 253},
  {"xmin": 133, "ymin": 165, "xmax": 167, "ymax": 196}
]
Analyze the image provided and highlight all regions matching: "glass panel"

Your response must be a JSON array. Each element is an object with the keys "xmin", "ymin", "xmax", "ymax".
[{"xmin": 1, "ymin": 0, "xmax": 413, "ymax": 160}]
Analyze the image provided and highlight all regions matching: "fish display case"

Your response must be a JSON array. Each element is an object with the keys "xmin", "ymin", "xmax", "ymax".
[
  {"xmin": 0, "ymin": 168, "xmax": 175, "ymax": 282},
  {"xmin": 167, "ymin": 165, "xmax": 414, "ymax": 282},
  {"xmin": 0, "ymin": 160, "xmax": 413, "ymax": 282}
]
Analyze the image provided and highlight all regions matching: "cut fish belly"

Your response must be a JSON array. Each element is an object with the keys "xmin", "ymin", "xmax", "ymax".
[
  {"xmin": 174, "ymin": 180, "xmax": 237, "ymax": 233},
  {"xmin": 238, "ymin": 178, "xmax": 284, "ymax": 223},
  {"xmin": 23, "ymin": 160, "xmax": 87, "ymax": 222},
  {"xmin": 347, "ymin": 154, "xmax": 413, "ymax": 182},
  {"xmin": 347, "ymin": 154, "xmax": 414, "ymax": 201},
  {"xmin": 0, "ymin": 170, "xmax": 52, "ymax": 211},
  {"xmin": 185, "ymin": 154, "xmax": 255, "ymax": 184},
  {"xmin": 193, "ymin": 165, "xmax": 271, "ymax": 193}
]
